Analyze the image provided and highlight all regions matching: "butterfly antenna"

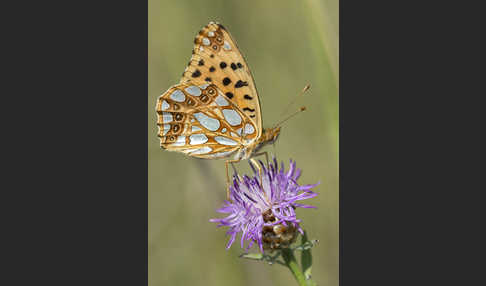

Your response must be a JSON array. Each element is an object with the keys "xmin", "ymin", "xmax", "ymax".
[
  {"xmin": 274, "ymin": 106, "xmax": 307, "ymax": 128},
  {"xmin": 280, "ymin": 84, "xmax": 311, "ymax": 117}
]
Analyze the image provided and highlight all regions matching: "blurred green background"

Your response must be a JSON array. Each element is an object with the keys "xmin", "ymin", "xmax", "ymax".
[{"xmin": 149, "ymin": 0, "xmax": 338, "ymax": 285}]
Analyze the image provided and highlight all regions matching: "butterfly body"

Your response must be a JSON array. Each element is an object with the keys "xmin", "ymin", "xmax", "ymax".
[
  {"xmin": 231, "ymin": 126, "xmax": 281, "ymax": 161},
  {"xmin": 156, "ymin": 22, "xmax": 281, "ymax": 164}
]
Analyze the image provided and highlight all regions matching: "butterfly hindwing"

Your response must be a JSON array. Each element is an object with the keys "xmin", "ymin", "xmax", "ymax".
[
  {"xmin": 156, "ymin": 83, "xmax": 258, "ymax": 159},
  {"xmin": 181, "ymin": 22, "xmax": 263, "ymax": 139}
]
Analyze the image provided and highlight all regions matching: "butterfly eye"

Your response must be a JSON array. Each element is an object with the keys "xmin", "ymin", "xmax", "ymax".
[
  {"xmin": 169, "ymin": 136, "xmax": 175, "ymax": 141},
  {"xmin": 212, "ymin": 44, "xmax": 219, "ymax": 51},
  {"xmin": 215, "ymin": 36, "xmax": 224, "ymax": 45},
  {"xmin": 172, "ymin": 124, "xmax": 180, "ymax": 133},
  {"xmin": 175, "ymin": 113, "xmax": 184, "ymax": 121}
]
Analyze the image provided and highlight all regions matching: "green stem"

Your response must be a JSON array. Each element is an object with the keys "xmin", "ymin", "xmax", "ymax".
[{"xmin": 281, "ymin": 248, "xmax": 309, "ymax": 286}]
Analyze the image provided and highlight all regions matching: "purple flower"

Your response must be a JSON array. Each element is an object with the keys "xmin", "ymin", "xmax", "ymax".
[{"xmin": 210, "ymin": 158, "xmax": 319, "ymax": 252}]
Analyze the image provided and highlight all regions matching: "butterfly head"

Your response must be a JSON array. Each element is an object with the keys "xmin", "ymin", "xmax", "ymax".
[{"xmin": 261, "ymin": 126, "xmax": 281, "ymax": 145}]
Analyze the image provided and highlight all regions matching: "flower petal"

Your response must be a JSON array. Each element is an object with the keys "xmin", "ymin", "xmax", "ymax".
[{"xmin": 211, "ymin": 157, "xmax": 319, "ymax": 252}]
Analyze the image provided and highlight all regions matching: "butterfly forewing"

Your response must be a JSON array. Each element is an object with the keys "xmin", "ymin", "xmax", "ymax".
[
  {"xmin": 156, "ymin": 83, "xmax": 258, "ymax": 159},
  {"xmin": 181, "ymin": 22, "xmax": 262, "ymax": 139}
]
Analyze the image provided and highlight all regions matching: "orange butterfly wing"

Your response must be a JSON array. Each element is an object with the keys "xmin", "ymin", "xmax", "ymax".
[
  {"xmin": 156, "ymin": 83, "xmax": 258, "ymax": 159},
  {"xmin": 181, "ymin": 22, "xmax": 262, "ymax": 139}
]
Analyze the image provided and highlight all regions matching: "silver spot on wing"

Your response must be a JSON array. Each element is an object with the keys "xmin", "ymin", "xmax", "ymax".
[
  {"xmin": 189, "ymin": 134, "xmax": 208, "ymax": 145},
  {"xmin": 215, "ymin": 136, "xmax": 238, "ymax": 146},
  {"xmin": 222, "ymin": 109, "xmax": 242, "ymax": 126},
  {"xmin": 170, "ymin": 90, "xmax": 185, "ymax": 102},
  {"xmin": 223, "ymin": 41, "xmax": 231, "ymax": 50},
  {"xmin": 215, "ymin": 95, "xmax": 229, "ymax": 106},
  {"xmin": 163, "ymin": 112, "xmax": 173, "ymax": 123},
  {"xmin": 194, "ymin": 113, "xmax": 220, "ymax": 131},
  {"xmin": 207, "ymin": 150, "xmax": 236, "ymax": 159},
  {"xmin": 184, "ymin": 86, "xmax": 201, "ymax": 97},
  {"xmin": 171, "ymin": 136, "xmax": 186, "ymax": 146},
  {"xmin": 161, "ymin": 100, "xmax": 169, "ymax": 111},
  {"xmin": 244, "ymin": 123, "xmax": 255, "ymax": 135},
  {"xmin": 162, "ymin": 124, "xmax": 170, "ymax": 135},
  {"xmin": 189, "ymin": 146, "xmax": 212, "ymax": 155}
]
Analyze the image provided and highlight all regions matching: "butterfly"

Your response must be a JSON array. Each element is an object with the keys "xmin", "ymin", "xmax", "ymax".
[{"xmin": 156, "ymin": 22, "xmax": 283, "ymax": 193}]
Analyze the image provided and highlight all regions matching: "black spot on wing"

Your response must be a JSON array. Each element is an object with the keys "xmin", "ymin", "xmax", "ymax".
[
  {"xmin": 231, "ymin": 63, "xmax": 237, "ymax": 70},
  {"xmin": 192, "ymin": 69, "xmax": 201, "ymax": 78},
  {"xmin": 223, "ymin": 77, "xmax": 231, "ymax": 86},
  {"xmin": 243, "ymin": 107, "xmax": 255, "ymax": 112},
  {"xmin": 220, "ymin": 62, "xmax": 227, "ymax": 69},
  {"xmin": 235, "ymin": 80, "xmax": 248, "ymax": 88},
  {"xmin": 250, "ymin": 115, "xmax": 256, "ymax": 118},
  {"xmin": 244, "ymin": 94, "xmax": 253, "ymax": 100},
  {"xmin": 205, "ymin": 77, "xmax": 212, "ymax": 82},
  {"xmin": 209, "ymin": 66, "xmax": 215, "ymax": 72},
  {"xmin": 237, "ymin": 62, "xmax": 243, "ymax": 68},
  {"xmin": 198, "ymin": 59, "xmax": 204, "ymax": 66},
  {"xmin": 225, "ymin": 92, "xmax": 234, "ymax": 99}
]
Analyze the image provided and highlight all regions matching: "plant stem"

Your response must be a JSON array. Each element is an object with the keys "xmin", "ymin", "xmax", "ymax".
[{"xmin": 281, "ymin": 248, "xmax": 309, "ymax": 286}]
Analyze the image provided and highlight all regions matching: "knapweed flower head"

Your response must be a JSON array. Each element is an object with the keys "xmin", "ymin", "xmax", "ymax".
[{"xmin": 210, "ymin": 158, "xmax": 318, "ymax": 252}]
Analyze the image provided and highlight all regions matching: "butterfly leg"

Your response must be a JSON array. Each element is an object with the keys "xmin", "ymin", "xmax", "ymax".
[
  {"xmin": 249, "ymin": 151, "xmax": 269, "ymax": 189},
  {"xmin": 249, "ymin": 158, "xmax": 262, "ymax": 185},
  {"xmin": 225, "ymin": 159, "xmax": 241, "ymax": 200},
  {"xmin": 251, "ymin": 151, "xmax": 269, "ymax": 167}
]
